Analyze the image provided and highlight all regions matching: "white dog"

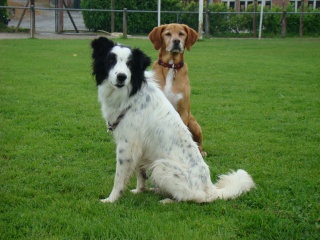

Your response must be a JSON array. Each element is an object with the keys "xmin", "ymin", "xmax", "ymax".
[{"xmin": 91, "ymin": 37, "xmax": 255, "ymax": 203}]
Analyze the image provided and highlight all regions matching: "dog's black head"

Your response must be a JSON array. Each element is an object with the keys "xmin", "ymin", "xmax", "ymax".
[{"xmin": 91, "ymin": 37, "xmax": 151, "ymax": 97}]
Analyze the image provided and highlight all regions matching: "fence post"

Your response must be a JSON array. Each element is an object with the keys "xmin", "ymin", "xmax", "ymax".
[
  {"xmin": 111, "ymin": 0, "xmax": 115, "ymax": 32},
  {"xmin": 299, "ymin": 0, "xmax": 304, "ymax": 37},
  {"xmin": 58, "ymin": 0, "xmax": 63, "ymax": 33},
  {"xmin": 123, "ymin": 8, "xmax": 127, "ymax": 39},
  {"xmin": 281, "ymin": 11, "xmax": 286, "ymax": 38},
  {"xmin": 30, "ymin": 0, "xmax": 35, "ymax": 38},
  {"xmin": 198, "ymin": 0, "xmax": 203, "ymax": 40},
  {"xmin": 205, "ymin": 10, "xmax": 210, "ymax": 38}
]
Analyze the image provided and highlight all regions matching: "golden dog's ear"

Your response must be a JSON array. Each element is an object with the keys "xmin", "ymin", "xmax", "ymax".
[
  {"xmin": 148, "ymin": 25, "xmax": 167, "ymax": 50},
  {"xmin": 183, "ymin": 25, "xmax": 198, "ymax": 51}
]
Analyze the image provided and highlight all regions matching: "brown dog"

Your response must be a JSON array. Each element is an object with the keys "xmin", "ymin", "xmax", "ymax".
[{"xmin": 149, "ymin": 24, "xmax": 207, "ymax": 157}]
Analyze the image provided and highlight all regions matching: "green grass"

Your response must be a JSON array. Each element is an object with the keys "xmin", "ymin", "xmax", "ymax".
[{"xmin": 0, "ymin": 37, "xmax": 319, "ymax": 239}]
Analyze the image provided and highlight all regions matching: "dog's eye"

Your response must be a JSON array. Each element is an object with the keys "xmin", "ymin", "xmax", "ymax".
[
  {"xmin": 108, "ymin": 57, "xmax": 116, "ymax": 65},
  {"xmin": 107, "ymin": 54, "xmax": 116, "ymax": 65},
  {"xmin": 179, "ymin": 32, "xmax": 185, "ymax": 36},
  {"xmin": 165, "ymin": 32, "xmax": 171, "ymax": 36},
  {"xmin": 127, "ymin": 60, "xmax": 133, "ymax": 67}
]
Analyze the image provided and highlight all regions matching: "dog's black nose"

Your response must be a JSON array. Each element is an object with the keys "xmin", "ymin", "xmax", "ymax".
[
  {"xmin": 173, "ymin": 39, "xmax": 180, "ymax": 45},
  {"xmin": 117, "ymin": 73, "xmax": 127, "ymax": 83}
]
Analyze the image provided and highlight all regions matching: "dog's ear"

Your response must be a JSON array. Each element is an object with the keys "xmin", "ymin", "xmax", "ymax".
[
  {"xmin": 91, "ymin": 37, "xmax": 115, "ymax": 59},
  {"xmin": 91, "ymin": 37, "xmax": 115, "ymax": 85},
  {"xmin": 183, "ymin": 25, "xmax": 198, "ymax": 51},
  {"xmin": 132, "ymin": 48, "xmax": 151, "ymax": 71},
  {"xmin": 148, "ymin": 25, "xmax": 167, "ymax": 50},
  {"xmin": 130, "ymin": 48, "xmax": 151, "ymax": 96}
]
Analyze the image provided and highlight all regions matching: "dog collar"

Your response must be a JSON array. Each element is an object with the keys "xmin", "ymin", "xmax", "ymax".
[
  {"xmin": 107, "ymin": 106, "xmax": 131, "ymax": 132},
  {"xmin": 158, "ymin": 59, "xmax": 184, "ymax": 70}
]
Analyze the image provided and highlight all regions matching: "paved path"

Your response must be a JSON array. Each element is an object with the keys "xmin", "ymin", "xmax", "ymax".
[
  {"xmin": 8, "ymin": 9, "xmax": 87, "ymax": 33},
  {"xmin": 0, "ymin": 32, "xmax": 99, "ymax": 39},
  {"xmin": 1, "ymin": 1, "xmax": 148, "ymax": 39}
]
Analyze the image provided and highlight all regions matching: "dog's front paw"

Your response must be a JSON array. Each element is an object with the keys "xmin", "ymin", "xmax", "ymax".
[
  {"xmin": 130, "ymin": 189, "xmax": 142, "ymax": 194},
  {"xmin": 159, "ymin": 198, "xmax": 176, "ymax": 204},
  {"xmin": 100, "ymin": 197, "xmax": 115, "ymax": 203}
]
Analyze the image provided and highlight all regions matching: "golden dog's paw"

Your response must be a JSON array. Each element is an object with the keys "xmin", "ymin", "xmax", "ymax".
[{"xmin": 201, "ymin": 151, "xmax": 207, "ymax": 157}]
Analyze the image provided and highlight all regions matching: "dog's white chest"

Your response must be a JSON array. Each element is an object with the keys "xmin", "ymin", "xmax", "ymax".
[{"xmin": 164, "ymin": 67, "xmax": 183, "ymax": 110}]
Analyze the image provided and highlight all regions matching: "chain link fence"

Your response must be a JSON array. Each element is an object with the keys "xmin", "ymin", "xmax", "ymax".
[{"xmin": 1, "ymin": 3, "xmax": 320, "ymax": 38}]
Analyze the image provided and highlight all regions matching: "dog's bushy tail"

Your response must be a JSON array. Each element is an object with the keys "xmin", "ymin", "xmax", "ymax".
[{"xmin": 207, "ymin": 169, "xmax": 255, "ymax": 202}]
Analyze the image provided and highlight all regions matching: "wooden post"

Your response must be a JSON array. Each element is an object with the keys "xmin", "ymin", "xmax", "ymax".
[
  {"xmin": 123, "ymin": 8, "xmax": 127, "ymax": 39},
  {"xmin": 281, "ymin": 0, "xmax": 286, "ymax": 38},
  {"xmin": 111, "ymin": 0, "xmax": 115, "ymax": 33},
  {"xmin": 205, "ymin": 10, "xmax": 210, "ymax": 38},
  {"xmin": 58, "ymin": 0, "xmax": 63, "ymax": 33},
  {"xmin": 55, "ymin": 0, "xmax": 58, "ymax": 33},
  {"xmin": 281, "ymin": 11, "xmax": 287, "ymax": 38},
  {"xmin": 205, "ymin": 0, "xmax": 210, "ymax": 38},
  {"xmin": 30, "ymin": 0, "xmax": 35, "ymax": 38},
  {"xmin": 299, "ymin": 0, "xmax": 304, "ymax": 37},
  {"xmin": 253, "ymin": 0, "xmax": 257, "ymax": 38}
]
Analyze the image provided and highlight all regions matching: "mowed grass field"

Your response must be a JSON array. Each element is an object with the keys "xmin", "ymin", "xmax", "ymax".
[{"xmin": 0, "ymin": 37, "xmax": 319, "ymax": 239}]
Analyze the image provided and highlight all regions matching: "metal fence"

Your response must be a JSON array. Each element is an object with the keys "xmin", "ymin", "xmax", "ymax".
[{"xmin": 1, "ymin": 5, "xmax": 320, "ymax": 38}]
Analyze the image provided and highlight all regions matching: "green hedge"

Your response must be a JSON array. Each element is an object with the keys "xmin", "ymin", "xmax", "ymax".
[
  {"xmin": 81, "ymin": 0, "xmax": 181, "ymax": 33},
  {"xmin": 0, "ymin": 0, "xmax": 8, "ymax": 27},
  {"xmin": 81, "ymin": 0, "xmax": 320, "ymax": 37},
  {"xmin": 207, "ymin": 3, "xmax": 320, "ymax": 37}
]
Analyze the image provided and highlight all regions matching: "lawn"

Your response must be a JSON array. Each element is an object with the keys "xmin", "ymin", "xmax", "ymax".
[{"xmin": 0, "ymin": 37, "xmax": 319, "ymax": 239}]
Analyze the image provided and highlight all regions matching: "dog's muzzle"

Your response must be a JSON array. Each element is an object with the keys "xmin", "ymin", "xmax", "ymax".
[
  {"xmin": 115, "ymin": 73, "xmax": 127, "ymax": 88},
  {"xmin": 170, "ymin": 39, "xmax": 182, "ymax": 52}
]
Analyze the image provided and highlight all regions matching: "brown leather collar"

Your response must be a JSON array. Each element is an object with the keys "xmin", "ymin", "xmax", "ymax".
[
  {"xmin": 107, "ymin": 106, "xmax": 131, "ymax": 132},
  {"xmin": 158, "ymin": 59, "xmax": 184, "ymax": 70}
]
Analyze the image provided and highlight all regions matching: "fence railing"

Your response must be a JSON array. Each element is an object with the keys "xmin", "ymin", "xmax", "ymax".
[{"xmin": 1, "ymin": 5, "xmax": 320, "ymax": 38}]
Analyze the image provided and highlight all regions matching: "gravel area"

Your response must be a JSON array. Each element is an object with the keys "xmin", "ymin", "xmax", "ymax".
[{"xmin": 1, "ymin": 0, "xmax": 149, "ymax": 39}]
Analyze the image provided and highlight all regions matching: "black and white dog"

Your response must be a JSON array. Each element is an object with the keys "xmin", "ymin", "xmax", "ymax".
[{"xmin": 91, "ymin": 37, "xmax": 255, "ymax": 203}]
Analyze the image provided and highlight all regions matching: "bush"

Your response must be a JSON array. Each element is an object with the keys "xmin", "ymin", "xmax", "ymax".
[
  {"xmin": 81, "ymin": 0, "xmax": 320, "ymax": 37},
  {"xmin": 81, "ymin": 0, "xmax": 110, "ymax": 32},
  {"xmin": 178, "ymin": 1, "xmax": 198, "ymax": 31},
  {"xmin": 0, "ymin": 0, "xmax": 9, "ymax": 27},
  {"xmin": 302, "ymin": 7, "xmax": 320, "ymax": 36},
  {"xmin": 81, "ymin": 0, "xmax": 182, "ymax": 34},
  {"xmin": 263, "ymin": 5, "xmax": 282, "ymax": 36}
]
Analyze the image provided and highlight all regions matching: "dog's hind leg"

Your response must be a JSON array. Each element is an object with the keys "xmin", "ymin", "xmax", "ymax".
[
  {"xmin": 150, "ymin": 159, "xmax": 207, "ymax": 203},
  {"xmin": 188, "ymin": 115, "xmax": 207, "ymax": 157}
]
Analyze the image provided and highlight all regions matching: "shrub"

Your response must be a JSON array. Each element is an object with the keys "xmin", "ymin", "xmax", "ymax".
[
  {"xmin": 303, "ymin": 7, "xmax": 320, "ymax": 36},
  {"xmin": 263, "ymin": 5, "xmax": 282, "ymax": 36},
  {"xmin": 0, "ymin": 0, "xmax": 9, "ymax": 27},
  {"xmin": 81, "ymin": 0, "xmax": 320, "ymax": 37},
  {"xmin": 81, "ymin": 0, "xmax": 182, "ymax": 33},
  {"xmin": 209, "ymin": 3, "xmax": 230, "ymax": 36},
  {"xmin": 178, "ymin": 1, "xmax": 198, "ymax": 31}
]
